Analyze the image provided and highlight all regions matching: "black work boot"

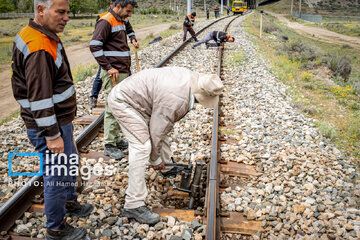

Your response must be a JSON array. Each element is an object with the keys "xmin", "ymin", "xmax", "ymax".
[
  {"xmin": 46, "ymin": 223, "xmax": 87, "ymax": 240},
  {"xmin": 66, "ymin": 201, "xmax": 94, "ymax": 217},
  {"xmin": 104, "ymin": 144, "xmax": 125, "ymax": 160},
  {"xmin": 116, "ymin": 139, "xmax": 128, "ymax": 150},
  {"xmin": 205, "ymin": 43, "xmax": 209, "ymax": 49},
  {"xmin": 89, "ymin": 97, "xmax": 97, "ymax": 108},
  {"xmin": 122, "ymin": 205, "xmax": 160, "ymax": 225}
]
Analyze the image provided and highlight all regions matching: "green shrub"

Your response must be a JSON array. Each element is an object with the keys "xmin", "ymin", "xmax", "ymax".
[
  {"xmin": 323, "ymin": 55, "xmax": 352, "ymax": 81},
  {"xmin": 0, "ymin": 43, "xmax": 13, "ymax": 63},
  {"xmin": 149, "ymin": 8, "xmax": 160, "ymax": 14},
  {"xmin": 169, "ymin": 24, "xmax": 179, "ymax": 30},
  {"xmin": 263, "ymin": 22, "xmax": 278, "ymax": 33},
  {"xmin": 347, "ymin": 117, "xmax": 360, "ymax": 140},
  {"xmin": 139, "ymin": 8, "xmax": 161, "ymax": 15},
  {"xmin": 348, "ymin": 103, "xmax": 360, "ymax": 110},
  {"xmin": 0, "ymin": 110, "xmax": 19, "ymax": 127},
  {"xmin": 63, "ymin": 35, "xmax": 82, "ymax": 43},
  {"xmin": 315, "ymin": 121, "xmax": 338, "ymax": 140},
  {"xmin": 72, "ymin": 64, "xmax": 97, "ymax": 83},
  {"xmin": 281, "ymin": 40, "xmax": 320, "ymax": 66},
  {"xmin": 301, "ymin": 71, "xmax": 314, "ymax": 82},
  {"xmin": 161, "ymin": 8, "xmax": 176, "ymax": 15}
]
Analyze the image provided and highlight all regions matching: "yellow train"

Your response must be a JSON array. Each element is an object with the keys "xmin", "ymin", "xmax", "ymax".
[{"xmin": 232, "ymin": 1, "xmax": 247, "ymax": 15}]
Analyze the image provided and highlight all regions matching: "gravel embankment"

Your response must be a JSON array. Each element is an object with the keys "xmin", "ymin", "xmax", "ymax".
[
  {"xmin": 3, "ymin": 16, "xmax": 234, "ymax": 240},
  {"xmin": 3, "ymin": 13, "xmax": 359, "ymax": 239}
]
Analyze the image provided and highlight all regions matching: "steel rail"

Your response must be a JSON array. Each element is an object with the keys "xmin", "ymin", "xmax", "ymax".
[
  {"xmin": 155, "ymin": 15, "xmax": 231, "ymax": 68},
  {"xmin": 0, "ymin": 176, "xmax": 43, "ymax": 232},
  {"xmin": 0, "ymin": 112, "xmax": 106, "ymax": 232},
  {"xmin": 205, "ymin": 15, "xmax": 239, "ymax": 240},
  {"xmin": 75, "ymin": 111, "xmax": 105, "ymax": 152},
  {"xmin": 0, "ymin": 15, "xmax": 232, "ymax": 234}
]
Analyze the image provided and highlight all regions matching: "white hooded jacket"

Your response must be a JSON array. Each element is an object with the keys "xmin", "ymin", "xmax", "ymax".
[{"xmin": 108, "ymin": 67, "xmax": 196, "ymax": 164}]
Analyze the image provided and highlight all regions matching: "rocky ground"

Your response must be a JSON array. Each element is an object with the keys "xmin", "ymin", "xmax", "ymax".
[
  {"xmin": 219, "ymin": 13, "xmax": 360, "ymax": 240},
  {"xmin": 2, "ymin": 16, "xmax": 229, "ymax": 239},
  {"xmin": 1, "ymin": 12, "xmax": 359, "ymax": 240}
]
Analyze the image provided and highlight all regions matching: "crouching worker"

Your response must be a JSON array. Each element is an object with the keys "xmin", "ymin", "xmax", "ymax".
[
  {"xmin": 108, "ymin": 67, "xmax": 224, "ymax": 224},
  {"xmin": 192, "ymin": 31, "xmax": 235, "ymax": 49}
]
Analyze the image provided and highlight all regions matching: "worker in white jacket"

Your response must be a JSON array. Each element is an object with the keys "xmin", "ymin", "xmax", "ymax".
[{"xmin": 108, "ymin": 66, "xmax": 224, "ymax": 224}]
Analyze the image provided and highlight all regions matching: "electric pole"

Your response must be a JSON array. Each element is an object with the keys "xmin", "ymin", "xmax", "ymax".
[
  {"xmin": 221, "ymin": 0, "xmax": 223, "ymax": 15},
  {"xmin": 187, "ymin": 0, "xmax": 191, "ymax": 15},
  {"xmin": 290, "ymin": 0, "xmax": 293, "ymax": 15},
  {"xmin": 299, "ymin": 0, "xmax": 302, "ymax": 18}
]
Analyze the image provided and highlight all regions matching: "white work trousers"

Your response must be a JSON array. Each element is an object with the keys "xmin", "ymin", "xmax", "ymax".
[{"xmin": 108, "ymin": 94, "xmax": 172, "ymax": 209}]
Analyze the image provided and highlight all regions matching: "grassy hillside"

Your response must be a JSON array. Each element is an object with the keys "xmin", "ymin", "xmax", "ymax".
[
  {"xmin": 244, "ymin": 11, "xmax": 360, "ymax": 161},
  {"xmin": 261, "ymin": 0, "xmax": 360, "ymax": 16},
  {"xmin": 138, "ymin": 0, "xmax": 222, "ymax": 10}
]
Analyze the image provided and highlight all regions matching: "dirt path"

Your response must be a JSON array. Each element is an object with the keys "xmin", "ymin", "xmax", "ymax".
[
  {"xmin": 268, "ymin": 12, "xmax": 360, "ymax": 49},
  {"xmin": 0, "ymin": 22, "xmax": 173, "ymax": 122}
]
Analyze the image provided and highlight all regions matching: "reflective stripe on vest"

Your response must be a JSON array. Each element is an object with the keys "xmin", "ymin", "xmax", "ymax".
[
  {"xmin": 112, "ymin": 25, "xmax": 126, "ymax": 32},
  {"xmin": 17, "ymin": 85, "xmax": 75, "ymax": 111},
  {"xmin": 35, "ymin": 115, "xmax": 57, "ymax": 127},
  {"xmin": 101, "ymin": 12, "xmax": 126, "ymax": 33},
  {"xmin": 90, "ymin": 40, "xmax": 103, "ymax": 46},
  {"xmin": 216, "ymin": 31, "xmax": 221, "ymax": 43},
  {"xmin": 92, "ymin": 50, "xmax": 130, "ymax": 58}
]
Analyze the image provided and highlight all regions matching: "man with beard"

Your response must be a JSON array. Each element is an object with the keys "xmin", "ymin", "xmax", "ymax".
[
  {"xmin": 90, "ymin": 0, "xmax": 139, "ymax": 160},
  {"xmin": 89, "ymin": 0, "xmax": 116, "ymax": 108}
]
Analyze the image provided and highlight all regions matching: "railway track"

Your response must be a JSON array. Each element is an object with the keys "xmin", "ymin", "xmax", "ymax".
[
  {"xmin": 2, "ymin": 9, "xmax": 359, "ymax": 240},
  {"xmin": 0, "ymin": 10, "xmax": 263, "ymax": 239},
  {"xmin": 204, "ymin": 13, "xmax": 266, "ymax": 240},
  {"xmin": 0, "ymin": 14, "xmax": 253, "ymax": 239}
]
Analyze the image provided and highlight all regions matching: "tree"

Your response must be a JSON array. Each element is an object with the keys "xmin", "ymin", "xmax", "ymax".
[
  {"xmin": 70, "ymin": 0, "xmax": 86, "ymax": 17},
  {"xmin": 0, "ymin": 0, "xmax": 15, "ymax": 13},
  {"xmin": 86, "ymin": 0, "xmax": 98, "ymax": 14},
  {"xmin": 97, "ymin": 0, "xmax": 110, "ymax": 12},
  {"xmin": 18, "ymin": 0, "xmax": 33, "ymax": 13}
]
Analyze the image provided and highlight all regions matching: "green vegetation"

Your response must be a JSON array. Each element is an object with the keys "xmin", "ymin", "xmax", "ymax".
[
  {"xmin": 262, "ymin": 0, "xmax": 360, "ymax": 38},
  {"xmin": 219, "ymin": 127, "xmax": 242, "ymax": 138},
  {"xmin": 0, "ymin": 109, "xmax": 19, "ymax": 126},
  {"xmin": 314, "ymin": 120, "xmax": 338, "ymax": 140},
  {"xmin": 138, "ymin": 8, "xmax": 177, "ymax": 15},
  {"xmin": 297, "ymin": 17, "xmax": 360, "ymax": 38},
  {"xmin": 320, "ymin": 22, "xmax": 360, "ymax": 37},
  {"xmin": 262, "ymin": 0, "xmax": 360, "ymax": 16},
  {"xmin": 244, "ymin": 12, "xmax": 360, "ymax": 161},
  {"xmin": 0, "ymin": 0, "xmax": 109, "ymax": 15},
  {"xmin": 0, "ymin": 40, "xmax": 12, "ymax": 71},
  {"xmin": 0, "ymin": 0, "xmax": 16, "ymax": 13},
  {"xmin": 0, "ymin": 14, "xmax": 183, "ymax": 72},
  {"xmin": 311, "ymin": 21, "xmax": 360, "ymax": 38},
  {"xmin": 72, "ymin": 64, "xmax": 97, "ymax": 84},
  {"xmin": 224, "ymin": 50, "xmax": 246, "ymax": 68}
]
